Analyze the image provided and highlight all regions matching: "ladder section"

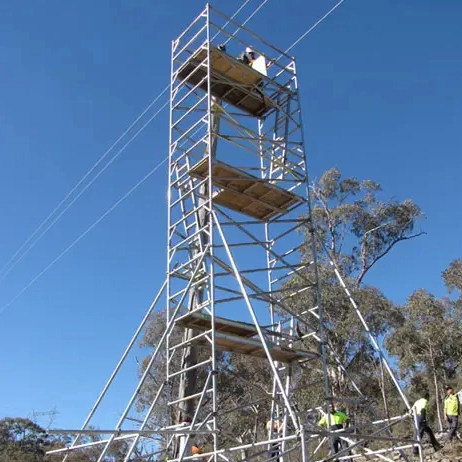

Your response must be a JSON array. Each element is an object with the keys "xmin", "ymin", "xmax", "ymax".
[{"xmin": 269, "ymin": 92, "xmax": 292, "ymax": 180}]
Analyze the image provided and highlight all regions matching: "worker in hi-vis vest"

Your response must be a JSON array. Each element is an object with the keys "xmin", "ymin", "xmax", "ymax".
[
  {"xmin": 444, "ymin": 386, "xmax": 460, "ymax": 442},
  {"xmin": 318, "ymin": 404, "xmax": 350, "ymax": 458},
  {"xmin": 411, "ymin": 392, "xmax": 442, "ymax": 455}
]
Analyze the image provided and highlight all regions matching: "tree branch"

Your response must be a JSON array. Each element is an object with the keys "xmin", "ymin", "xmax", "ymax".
[
  {"xmin": 356, "ymin": 231, "xmax": 426, "ymax": 286},
  {"xmin": 220, "ymin": 364, "xmax": 271, "ymax": 397},
  {"xmin": 312, "ymin": 186, "xmax": 339, "ymax": 264}
]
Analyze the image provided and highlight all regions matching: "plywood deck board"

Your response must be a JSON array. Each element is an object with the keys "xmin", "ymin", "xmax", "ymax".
[
  {"xmin": 177, "ymin": 312, "xmax": 259, "ymax": 338},
  {"xmin": 198, "ymin": 332, "xmax": 318, "ymax": 364},
  {"xmin": 176, "ymin": 313, "xmax": 319, "ymax": 363},
  {"xmin": 189, "ymin": 159, "xmax": 302, "ymax": 219},
  {"xmin": 212, "ymin": 190, "xmax": 279, "ymax": 220},
  {"xmin": 177, "ymin": 46, "xmax": 274, "ymax": 117}
]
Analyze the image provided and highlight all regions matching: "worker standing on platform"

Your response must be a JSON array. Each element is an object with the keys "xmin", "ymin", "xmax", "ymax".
[
  {"xmin": 318, "ymin": 404, "xmax": 350, "ymax": 460},
  {"xmin": 237, "ymin": 46, "xmax": 256, "ymax": 66},
  {"xmin": 411, "ymin": 392, "xmax": 442, "ymax": 455},
  {"xmin": 237, "ymin": 46, "xmax": 271, "ymax": 77},
  {"xmin": 444, "ymin": 386, "xmax": 460, "ymax": 443}
]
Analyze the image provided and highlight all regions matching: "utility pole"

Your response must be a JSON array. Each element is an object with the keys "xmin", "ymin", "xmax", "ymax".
[{"xmin": 175, "ymin": 95, "xmax": 221, "ymax": 458}]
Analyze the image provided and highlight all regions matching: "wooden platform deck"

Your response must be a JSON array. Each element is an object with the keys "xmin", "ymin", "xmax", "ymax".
[
  {"xmin": 177, "ymin": 45, "xmax": 276, "ymax": 118},
  {"xmin": 176, "ymin": 312, "xmax": 318, "ymax": 364},
  {"xmin": 177, "ymin": 312, "xmax": 264, "ymax": 338},
  {"xmin": 189, "ymin": 159, "xmax": 303, "ymax": 221}
]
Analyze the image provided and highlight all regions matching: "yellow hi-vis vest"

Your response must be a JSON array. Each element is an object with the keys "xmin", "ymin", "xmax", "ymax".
[
  {"xmin": 444, "ymin": 395, "xmax": 459, "ymax": 416},
  {"xmin": 318, "ymin": 411, "xmax": 348, "ymax": 428},
  {"xmin": 413, "ymin": 398, "xmax": 428, "ymax": 416}
]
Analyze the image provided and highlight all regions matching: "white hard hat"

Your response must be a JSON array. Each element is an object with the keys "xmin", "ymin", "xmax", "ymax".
[{"xmin": 245, "ymin": 46, "xmax": 254, "ymax": 53}]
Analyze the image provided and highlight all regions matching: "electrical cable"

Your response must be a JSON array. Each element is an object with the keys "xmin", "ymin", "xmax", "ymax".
[
  {"xmin": 0, "ymin": 0, "xmax": 343, "ymax": 315},
  {"xmin": 221, "ymin": 0, "xmax": 269, "ymax": 45},
  {"xmin": 0, "ymin": 100, "xmax": 169, "ymax": 284},
  {"xmin": 0, "ymin": 158, "xmax": 168, "ymax": 316},
  {"xmin": 285, "ymin": 0, "xmax": 345, "ymax": 54},
  {"xmin": 0, "ymin": 85, "xmax": 169, "ymax": 279},
  {"xmin": 211, "ymin": 0, "xmax": 252, "ymax": 42},
  {"xmin": 0, "ymin": 0, "xmax": 264, "ymax": 284}
]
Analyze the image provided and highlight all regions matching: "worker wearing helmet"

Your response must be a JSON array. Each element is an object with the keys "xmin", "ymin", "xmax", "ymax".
[{"xmin": 237, "ymin": 46, "xmax": 257, "ymax": 66}]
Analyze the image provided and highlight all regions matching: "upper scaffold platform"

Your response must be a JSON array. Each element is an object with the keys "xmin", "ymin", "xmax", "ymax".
[
  {"xmin": 177, "ymin": 45, "xmax": 277, "ymax": 118},
  {"xmin": 176, "ymin": 312, "xmax": 319, "ymax": 364},
  {"xmin": 189, "ymin": 158, "xmax": 303, "ymax": 221}
]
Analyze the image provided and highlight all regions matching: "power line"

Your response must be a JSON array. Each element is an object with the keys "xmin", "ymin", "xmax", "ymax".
[
  {"xmin": 212, "ymin": 0, "xmax": 253, "ymax": 42},
  {"xmin": 242, "ymin": 0, "xmax": 268, "ymax": 27},
  {"xmin": 0, "ymin": 0, "xmax": 261, "ymax": 285},
  {"xmin": 0, "ymin": 158, "xmax": 168, "ymax": 317},
  {"xmin": 0, "ymin": 0, "xmax": 268, "ymax": 315},
  {"xmin": 285, "ymin": 0, "xmax": 345, "ymax": 54},
  {"xmin": 0, "ymin": 0, "xmax": 342, "ymax": 315},
  {"xmin": 0, "ymin": 85, "xmax": 169, "ymax": 280},
  {"xmin": 0, "ymin": 100, "xmax": 169, "ymax": 285},
  {"xmin": 221, "ymin": 0, "xmax": 269, "ymax": 45}
]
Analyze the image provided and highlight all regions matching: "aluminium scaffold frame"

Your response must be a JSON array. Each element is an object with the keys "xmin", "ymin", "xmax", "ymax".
[{"xmin": 47, "ymin": 4, "xmax": 423, "ymax": 462}]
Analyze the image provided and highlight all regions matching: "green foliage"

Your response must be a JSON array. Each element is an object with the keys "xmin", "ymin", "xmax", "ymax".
[
  {"xmin": 0, "ymin": 417, "xmax": 137, "ymax": 462},
  {"xmin": 386, "ymin": 266, "xmax": 462, "ymax": 428},
  {"xmin": 14, "ymin": 166, "xmax": 462, "ymax": 458},
  {"xmin": 386, "ymin": 290, "xmax": 451, "ymax": 379},
  {"xmin": 290, "ymin": 168, "xmax": 423, "ymax": 416},
  {"xmin": 442, "ymin": 259, "xmax": 462, "ymax": 293},
  {"xmin": 284, "ymin": 262, "xmax": 402, "ymax": 414},
  {"xmin": 0, "ymin": 417, "xmax": 49, "ymax": 462},
  {"xmin": 130, "ymin": 167, "xmax": 428, "ymax": 453},
  {"xmin": 131, "ymin": 167, "xmax": 434, "ymax": 452},
  {"xmin": 309, "ymin": 168, "xmax": 423, "ymax": 285},
  {"xmin": 13, "ymin": 166, "xmax": 462, "ymax": 458}
]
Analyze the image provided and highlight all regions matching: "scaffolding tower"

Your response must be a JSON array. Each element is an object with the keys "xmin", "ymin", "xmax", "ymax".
[{"xmin": 47, "ymin": 5, "xmax": 423, "ymax": 462}]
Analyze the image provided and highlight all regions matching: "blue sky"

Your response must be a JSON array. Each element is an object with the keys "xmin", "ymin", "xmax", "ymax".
[{"xmin": 0, "ymin": 0, "xmax": 461, "ymax": 430}]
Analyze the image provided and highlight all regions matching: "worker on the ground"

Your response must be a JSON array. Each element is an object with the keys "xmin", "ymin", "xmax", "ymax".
[
  {"xmin": 411, "ymin": 392, "xmax": 442, "ymax": 455},
  {"xmin": 318, "ymin": 404, "xmax": 350, "ymax": 459},
  {"xmin": 444, "ymin": 386, "xmax": 460, "ymax": 442}
]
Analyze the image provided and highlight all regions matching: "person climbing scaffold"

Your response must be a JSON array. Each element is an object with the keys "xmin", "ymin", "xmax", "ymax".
[{"xmin": 267, "ymin": 418, "xmax": 283, "ymax": 462}]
